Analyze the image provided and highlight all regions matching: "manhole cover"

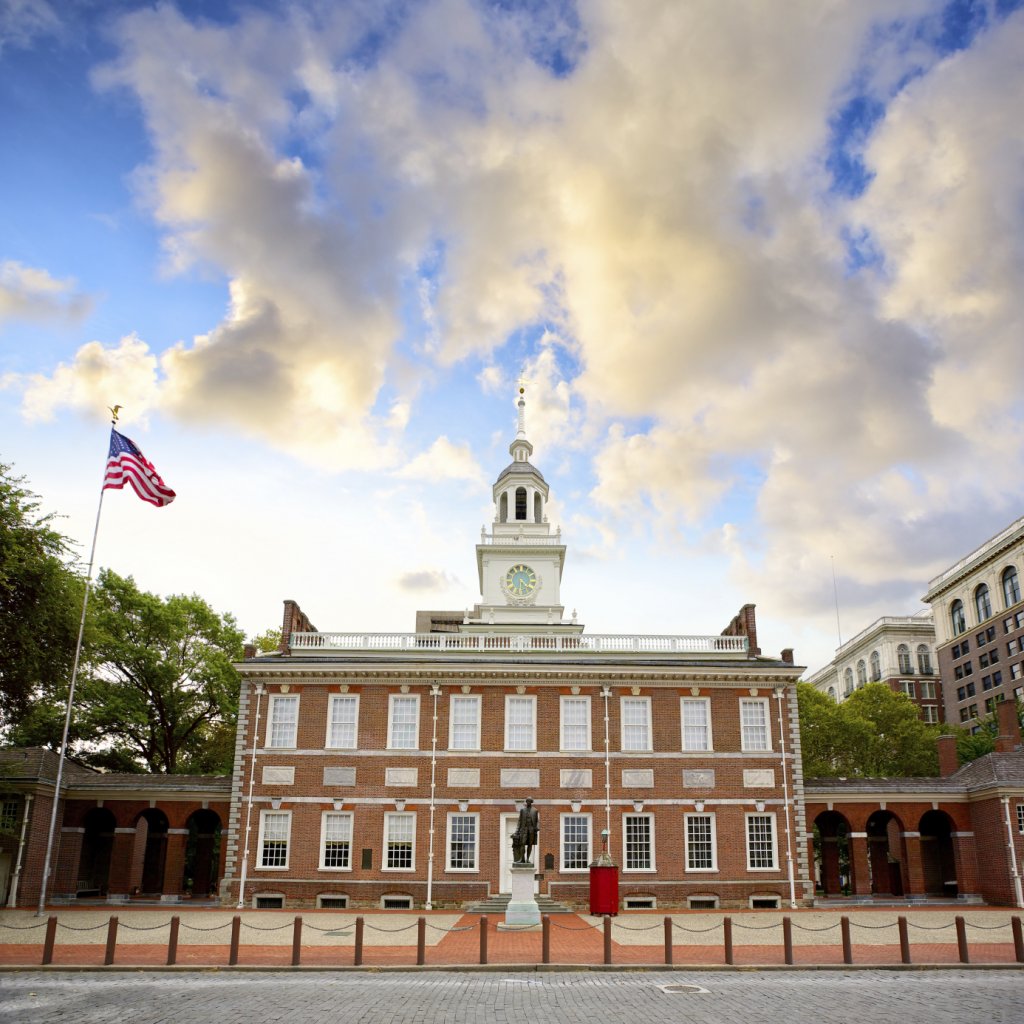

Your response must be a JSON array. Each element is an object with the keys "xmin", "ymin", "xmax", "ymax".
[{"xmin": 659, "ymin": 983, "xmax": 710, "ymax": 995}]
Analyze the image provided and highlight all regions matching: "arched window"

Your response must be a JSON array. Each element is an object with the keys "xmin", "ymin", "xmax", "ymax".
[
  {"xmin": 1003, "ymin": 566, "xmax": 1021, "ymax": 608},
  {"xmin": 856, "ymin": 660, "xmax": 867, "ymax": 686},
  {"xmin": 917, "ymin": 644, "xmax": 932, "ymax": 674},
  {"xmin": 844, "ymin": 668, "xmax": 854, "ymax": 695},
  {"xmin": 950, "ymin": 599, "xmax": 966, "ymax": 635},
  {"xmin": 515, "ymin": 487, "xmax": 527, "ymax": 521},
  {"xmin": 534, "ymin": 492, "xmax": 543, "ymax": 523},
  {"xmin": 499, "ymin": 492, "xmax": 508, "ymax": 523},
  {"xmin": 869, "ymin": 651, "xmax": 881, "ymax": 681},
  {"xmin": 897, "ymin": 645, "xmax": 912, "ymax": 674},
  {"xmin": 975, "ymin": 584, "xmax": 992, "ymax": 623},
  {"xmin": 827, "ymin": 686, "xmax": 837, "ymax": 702}
]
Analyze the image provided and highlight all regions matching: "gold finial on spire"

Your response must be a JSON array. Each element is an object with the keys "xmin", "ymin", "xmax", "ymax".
[{"xmin": 108, "ymin": 404, "xmax": 123, "ymax": 424}]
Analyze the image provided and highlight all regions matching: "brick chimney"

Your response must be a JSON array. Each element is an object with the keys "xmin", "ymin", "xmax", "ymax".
[
  {"xmin": 994, "ymin": 699, "xmax": 1021, "ymax": 753},
  {"xmin": 937, "ymin": 734, "xmax": 959, "ymax": 776},
  {"xmin": 720, "ymin": 603, "xmax": 760, "ymax": 656},
  {"xmin": 280, "ymin": 599, "xmax": 317, "ymax": 654}
]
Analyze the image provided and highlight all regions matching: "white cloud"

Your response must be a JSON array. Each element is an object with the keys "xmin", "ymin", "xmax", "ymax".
[
  {"xmin": 395, "ymin": 435, "xmax": 484, "ymax": 485},
  {"xmin": 0, "ymin": 260, "xmax": 91, "ymax": 324},
  {"xmin": 0, "ymin": 0, "xmax": 61, "ymax": 54}
]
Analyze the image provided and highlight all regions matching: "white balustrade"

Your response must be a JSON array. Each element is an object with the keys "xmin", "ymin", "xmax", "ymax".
[{"xmin": 288, "ymin": 631, "xmax": 748, "ymax": 654}]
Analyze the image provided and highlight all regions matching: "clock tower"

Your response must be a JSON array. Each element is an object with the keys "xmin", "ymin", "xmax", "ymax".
[{"xmin": 461, "ymin": 386, "xmax": 582, "ymax": 634}]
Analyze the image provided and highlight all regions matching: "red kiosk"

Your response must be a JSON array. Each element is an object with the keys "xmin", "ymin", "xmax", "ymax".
[{"xmin": 589, "ymin": 828, "xmax": 619, "ymax": 915}]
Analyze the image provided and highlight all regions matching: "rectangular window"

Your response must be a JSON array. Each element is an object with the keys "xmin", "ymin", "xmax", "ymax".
[
  {"xmin": 746, "ymin": 813, "xmax": 777, "ymax": 870},
  {"xmin": 919, "ymin": 681, "xmax": 936, "ymax": 699},
  {"xmin": 447, "ymin": 813, "xmax": 479, "ymax": 871},
  {"xmin": 267, "ymin": 695, "xmax": 299, "ymax": 748},
  {"xmin": 320, "ymin": 811, "xmax": 353, "ymax": 870},
  {"xmin": 977, "ymin": 631, "xmax": 988, "ymax": 647},
  {"xmin": 985, "ymin": 697, "xmax": 996, "ymax": 714},
  {"xmin": 620, "ymin": 697, "xmax": 652, "ymax": 751},
  {"xmin": 740, "ymin": 699, "xmax": 771, "ymax": 751},
  {"xmin": 959, "ymin": 708, "xmax": 969, "ymax": 723},
  {"xmin": 623, "ymin": 814, "xmax": 654, "ymax": 871},
  {"xmin": 0, "ymin": 798, "xmax": 19, "ymax": 832},
  {"xmin": 449, "ymin": 695, "xmax": 481, "ymax": 751},
  {"xmin": 505, "ymin": 695, "xmax": 536, "ymax": 751},
  {"xmin": 964, "ymin": 662, "xmax": 973, "ymax": 675},
  {"xmin": 258, "ymin": 811, "xmax": 291, "ymax": 869},
  {"xmin": 922, "ymin": 705, "xmax": 939, "ymax": 724},
  {"xmin": 983, "ymin": 675, "xmax": 994, "ymax": 691},
  {"xmin": 1017, "ymin": 805, "xmax": 1024, "ymax": 834},
  {"xmin": 898, "ymin": 680, "xmax": 915, "ymax": 697},
  {"xmin": 384, "ymin": 812, "xmax": 415, "ymax": 870},
  {"xmin": 685, "ymin": 813, "xmax": 717, "ymax": 871},
  {"xmin": 681, "ymin": 698, "xmax": 712, "ymax": 751},
  {"xmin": 561, "ymin": 813, "xmax": 591, "ymax": 871},
  {"xmin": 966, "ymin": 681, "xmax": 976, "ymax": 697},
  {"xmin": 968, "ymin": 703, "xmax": 978, "ymax": 718},
  {"xmin": 326, "ymin": 695, "xmax": 359, "ymax": 749},
  {"xmin": 560, "ymin": 696, "xmax": 591, "ymax": 751},
  {"xmin": 955, "ymin": 667, "xmax": 964, "ymax": 681},
  {"xmin": 1012, "ymin": 663, "xmax": 1023, "ymax": 680},
  {"xmin": 388, "ymin": 695, "xmax": 420, "ymax": 750}
]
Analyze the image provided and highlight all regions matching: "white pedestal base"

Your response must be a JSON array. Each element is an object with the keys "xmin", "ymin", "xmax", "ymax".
[{"xmin": 499, "ymin": 864, "xmax": 541, "ymax": 930}]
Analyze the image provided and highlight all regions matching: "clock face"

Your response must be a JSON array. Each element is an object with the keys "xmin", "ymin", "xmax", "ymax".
[{"xmin": 504, "ymin": 563, "xmax": 537, "ymax": 597}]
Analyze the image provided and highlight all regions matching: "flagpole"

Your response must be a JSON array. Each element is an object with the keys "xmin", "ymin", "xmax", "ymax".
[{"xmin": 36, "ymin": 411, "xmax": 117, "ymax": 915}]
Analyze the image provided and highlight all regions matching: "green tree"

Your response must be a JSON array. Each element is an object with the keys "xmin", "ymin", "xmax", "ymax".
[
  {"xmin": 251, "ymin": 627, "xmax": 282, "ymax": 654},
  {"xmin": 0, "ymin": 463, "xmax": 83, "ymax": 733},
  {"xmin": 74, "ymin": 569, "xmax": 244, "ymax": 774},
  {"xmin": 798, "ymin": 682, "xmax": 941, "ymax": 778}
]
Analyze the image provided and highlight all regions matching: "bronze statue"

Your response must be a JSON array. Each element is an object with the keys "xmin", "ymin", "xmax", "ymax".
[{"xmin": 511, "ymin": 797, "xmax": 539, "ymax": 866}]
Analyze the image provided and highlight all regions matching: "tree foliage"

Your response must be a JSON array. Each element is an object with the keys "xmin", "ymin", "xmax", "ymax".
[
  {"xmin": 798, "ymin": 682, "xmax": 941, "ymax": 778},
  {"xmin": 0, "ymin": 463, "xmax": 83, "ymax": 731},
  {"xmin": 73, "ymin": 570, "xmax": 244, "ymax": 774},
  {"xmin": 251, "ymin": 627, "xmax": 282, "ymax": 654}
]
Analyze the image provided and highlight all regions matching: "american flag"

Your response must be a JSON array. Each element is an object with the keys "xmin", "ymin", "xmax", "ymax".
[{"xmin": 103, "ymin": 429, "xmax": 177, "ymax": 507}]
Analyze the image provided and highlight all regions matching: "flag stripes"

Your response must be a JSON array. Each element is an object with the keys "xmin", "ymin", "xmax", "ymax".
[{"xmin": 103, "ymin": 429, "xmax": 176, "ymax": 507}]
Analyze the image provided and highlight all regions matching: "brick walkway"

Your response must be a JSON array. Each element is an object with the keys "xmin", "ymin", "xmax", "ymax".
[{"xmin": 1, "ymin": 908, "xmax": 1021, "ymax": 969}]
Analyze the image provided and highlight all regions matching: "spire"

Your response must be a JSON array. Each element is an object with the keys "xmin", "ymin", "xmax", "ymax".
[{"xmin": 510, "ymin": 378, "xmax": 533, "ymax": 462}]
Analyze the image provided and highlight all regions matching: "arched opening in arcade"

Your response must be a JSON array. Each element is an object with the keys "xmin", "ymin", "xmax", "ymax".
[
  {"xmin": 76, "ymin": 807, "xmax": 116, "ymax": 897},
  {"xmin": 919, "ymin": 809, "xmax": 958, "ymax": 897},
  {"xmin": 183, "ymin": 809, "xmax": 222, "ymax": 897},
  {"xmin": 813, "ymin": 810, "xmax": 853, "ymax": 896},
  {"xmin": 866, "ymin": 810, "xmax": 906, "ymax": 896},
  {"xmin": 136, "ymin": 808, "xmax": 169, "ymax": 896}
]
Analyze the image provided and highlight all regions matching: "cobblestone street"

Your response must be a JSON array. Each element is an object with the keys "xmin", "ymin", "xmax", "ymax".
[{"xmin": 2, "ymin": 969, "xmax": 1023, "ymax": 1024}]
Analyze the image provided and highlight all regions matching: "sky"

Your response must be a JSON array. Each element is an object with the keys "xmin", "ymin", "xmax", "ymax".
[{"xmin": 2, "ymin": 0, "xmax": 1024, "ymax": 675}]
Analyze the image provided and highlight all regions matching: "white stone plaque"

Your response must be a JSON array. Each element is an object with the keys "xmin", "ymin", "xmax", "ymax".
[
  {"xmin": 621, "ymin": 769, "xmax": 654, "ymax": 788},
  {"xmin": 683, "ymin": 769, "xmax": 715, "ymax": 789},
  {"xmin": 323, "ymin": 767, "xmax": 356, "ymax": 787},
  {"xmin": 385, "ymin": 767, "xmax": 419, "ymax": 787},
  {"xmin": 560, "ymin": 769, "xmax": 592, "ymax": 788},
  {"xmin": 261, "ymin": 766, "xmax": 294, "ymax": 786},
  {"xmin": 447, "ymin": 768, "xmax": 480, "ymax": 787},
  {"xmin": 501, "ymin": 768, "xmax": 540, "ymax": 788},
  {"xmin": 743, "ymin": 769, "xmax": 775, "ymax": 788}
]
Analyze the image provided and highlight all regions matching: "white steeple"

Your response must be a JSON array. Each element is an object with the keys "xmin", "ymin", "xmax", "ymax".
[{"xmin": 461, "ymin": 383, "xmax": 580, "ymax": 635}]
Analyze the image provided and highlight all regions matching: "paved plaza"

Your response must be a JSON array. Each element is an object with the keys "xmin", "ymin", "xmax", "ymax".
[{"xmin": 2, "ymin": 969, "xmax": 1023, "ymax": 1024}]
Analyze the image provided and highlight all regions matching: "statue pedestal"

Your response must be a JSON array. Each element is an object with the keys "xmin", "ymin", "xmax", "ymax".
[{"xmin": 498, "ymin": 864, "xmax": 541, "ymax": 930}]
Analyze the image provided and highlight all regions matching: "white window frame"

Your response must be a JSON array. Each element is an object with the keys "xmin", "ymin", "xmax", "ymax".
[
  {"xmin": 745, "ymin": 812, "xmax": 778, "ymax": 871},
  {"xmin": 325, "ymin": 694, "xmax": 359, "ymax": 750},
  {"xmin": 620, "ymin": 696, "xmax": 652, "ymax": 752},
  {"xmin": 922, "ymin": 705, "xmax": 939, "ymax": 724},
  {"xmin": 739, "ymin": 698, "xmax": 772, "ymax": 751},
  {"xmin": 560, "ymin": 695, "xmax": 592, "ymax": 752},
  {"xmin": 448, "ymin": 695, "xmax": 481, "ymax": 751},
  {"xmin": 387, "ymin": 694, "xmax": 421, "ymax": 750},
  {"xmin": 257, "ymin": 809, "xmax": 291, "ymax": 870},
  {"xmin": 680, "ymin": 697, "xmax": 712, "ymax": 751},
  {"xmin": 505, "ymin": 694, "xmax": 537, "ymax": 752},
  {"xmin": 684, "ymin": 812, "xmax": 718, "ymax": 872},
  {"xmin": 383, "ymin": 811, "xmax": 416, "ymax": 871},
  {"xmin": 445, "ymin": 812, "xmax": 480, "ymax": 872},
  {"xmin": 919, "ymin": 681, "xmax": 936, "ymax": 699},
  {"xmin": 266, "ymin": 694, "xmax": 299, "ymax": 749},
  {"xmin": 560, "ymin": 812, "xmax": 592, "ymax": 872},
  {"xmin": 1017, "ymin": 804, "xmax": 1024, "ymax": 834},
  {"xmin": 319, "ymin": 810, "xmax": 353, "ymax": 871},
  {"xmin": 622, "ymin": 812, "xmax": 655, "ymax": 872}
]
